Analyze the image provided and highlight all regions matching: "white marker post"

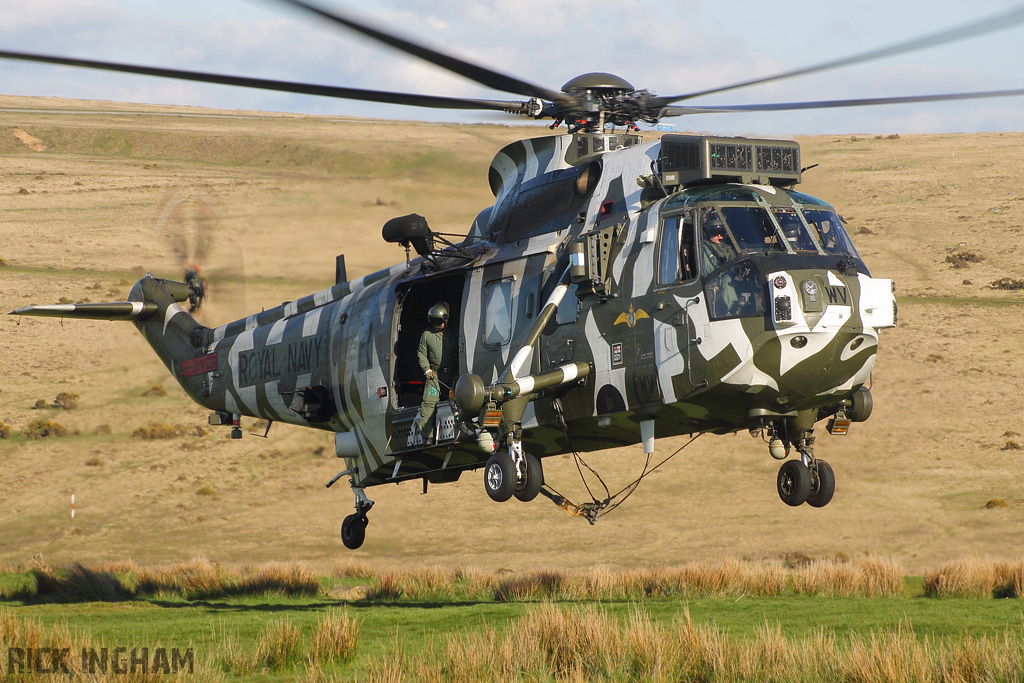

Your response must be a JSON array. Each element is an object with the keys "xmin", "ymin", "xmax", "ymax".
[{"xmin": 71, "ymin": 494, "xmax": 75, "ymax": 519}]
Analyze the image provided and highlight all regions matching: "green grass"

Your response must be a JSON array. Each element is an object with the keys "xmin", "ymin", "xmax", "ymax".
[{"xmin": 3, "ymin": 562, "xmax": 1024, "ymax": 681}]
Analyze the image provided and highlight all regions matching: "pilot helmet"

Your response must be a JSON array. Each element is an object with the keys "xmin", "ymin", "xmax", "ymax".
[{"xmin": 427, "ymin": 302, "xmax": 449, "ymax": 327}]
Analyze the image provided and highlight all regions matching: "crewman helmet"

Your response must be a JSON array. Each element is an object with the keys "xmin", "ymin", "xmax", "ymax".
[{"xmin": 428, "ymin": 302, "xmax": 449, "ymax": 327}]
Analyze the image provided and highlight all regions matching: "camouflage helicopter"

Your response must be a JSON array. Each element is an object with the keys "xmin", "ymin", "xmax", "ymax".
[{"xmin": 7, "ymin": 1, "xmax": 1024, "ymax": 550}]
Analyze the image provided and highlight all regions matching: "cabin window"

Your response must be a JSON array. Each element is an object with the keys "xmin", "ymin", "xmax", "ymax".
[
  {"xmin": 658, "ymin": 212, "xmax": 698, "ymax": 285},
  {"xmin": 483, "ymin": 278, "xmax": 514, "ymax": 348}
]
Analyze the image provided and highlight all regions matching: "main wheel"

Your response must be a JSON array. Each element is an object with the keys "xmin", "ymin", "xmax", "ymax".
[
  {"xmin": 807, "ymin": 460, "xmax": 836, "ymax": 508},
  {"xmin": 514, "ymin": 453, "xmax": 544, "ymax": 502},
  {"xmin": 777, "ymin": 459, "xmax": 811, "ymax": 506},
  {"xmin": 484, "ymin": 451, "xmax": 516, "ymax": 502},
  {"xmin": 341, "ymin": 514, "xmax": 367, "ymax": 550}
]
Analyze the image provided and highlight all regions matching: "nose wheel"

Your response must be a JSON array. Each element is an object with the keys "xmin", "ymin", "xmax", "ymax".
[
  {"xmin": 777, "ymin": 459, "xmax": 811, "ymax": 506},
  {"xmin": 776, "ymin": 456, "xmax": 835, "ymax": 507}
]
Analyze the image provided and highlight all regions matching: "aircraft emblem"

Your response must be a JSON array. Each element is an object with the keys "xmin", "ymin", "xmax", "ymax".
[{"xmin": 614, "ymin": 304, "xmax": 650, "ymax": 328}]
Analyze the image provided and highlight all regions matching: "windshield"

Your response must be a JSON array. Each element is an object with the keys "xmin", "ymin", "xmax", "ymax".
[
  {"xmin": 699, "ymin": 205, "xmax": 781, "ymax": 275},
  {"xmin": 772, "ymin": 209, "xmax": 819, "ymax": 252},
  {"xmin": 802, "ymin": 208, "xmax": 860, "ymax": 258}
]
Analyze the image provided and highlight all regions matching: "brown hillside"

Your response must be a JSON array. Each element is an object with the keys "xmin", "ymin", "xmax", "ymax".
[{"xmin": 1, "ymin": 95, "xmax": 1022, "ymax": 573}]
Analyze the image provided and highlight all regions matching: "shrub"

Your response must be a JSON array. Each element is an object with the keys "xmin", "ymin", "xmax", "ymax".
[
  {"xmin": 22, "ymin": 418, "xmax": 67, "ymax": 439},
  {"xmin": 52, "ymin": 392, "xmax": 79, "ymax": 410},
  {"xmin": 946, "ymin": 250, "xmax": 984, "ymax": 268},
  {"xmin": 0, "ymin": 421, "xmax": 9, "ymax": 439},
  {"xmin": 132, "ymin": 421, "xmax": 181, "ymax": 439}
]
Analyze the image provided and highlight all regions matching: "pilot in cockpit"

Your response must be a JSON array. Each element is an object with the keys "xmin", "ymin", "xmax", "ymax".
[{"xmin": 702, "ymin": 213, "xmax": 736, "ymax": 274}]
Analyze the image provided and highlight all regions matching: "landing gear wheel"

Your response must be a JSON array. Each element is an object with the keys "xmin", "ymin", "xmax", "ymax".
[
  {"xmin": 807, "ymin": 460, "xmax": 835, "ymax": 508},
  {"xmin": 514, "ymin": 452, "xmax": 544, "ymax": 502},
  {"xmin": 848, "ymin": 387, "xmax": 873, "ymax": 422},
  {"xmin": 484, "ymin": 451, "xmax": 516, "ymax": 502},
  {"xmin": 777, "ymin": 459, "xmax": 811, "ymax": 507},
  {"xmin": 341, "ymin": 513, "xmax": 367, "ymax": 550}
]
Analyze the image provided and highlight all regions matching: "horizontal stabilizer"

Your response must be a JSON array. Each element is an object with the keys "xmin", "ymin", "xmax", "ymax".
[{"xmin": 9, "ymin": 301, "xmax": 157, "ymax": 321}]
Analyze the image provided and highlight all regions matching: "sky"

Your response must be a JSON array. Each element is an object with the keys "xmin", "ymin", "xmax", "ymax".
[{"xmin": 1, "ymin": 0, "xmax": 1023, "ymax": 137}]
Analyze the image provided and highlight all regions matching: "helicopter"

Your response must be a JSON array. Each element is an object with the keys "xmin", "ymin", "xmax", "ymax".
[{"xmin": 6, "ymin": 1, "xmax": 1024, "ymax": 550}]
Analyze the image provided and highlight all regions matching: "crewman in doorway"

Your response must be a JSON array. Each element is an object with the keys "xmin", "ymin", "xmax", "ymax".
[{"xmin": 416, "ymin": 301, "xmax": 457, "ymax": 442}]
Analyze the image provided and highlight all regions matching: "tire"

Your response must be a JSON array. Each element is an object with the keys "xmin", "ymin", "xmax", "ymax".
[
  {"xmin": 777, "ymin": 459, "xmax": 811, "ymax": 507},
  {"xmin": 484, "ymin": 451, "xmax": 516, "ymax": 502},
  {"xmin": 807, "ymin": 460, "xmax": 836, "ymax": 508},
  {"xmin": 341, "ymin": 514, "xmax": 367, "ymax": 550},
  {"xmin": 848, "ymin": 387, "xmax": 872, "ymax": 422},
  {"xmin": 514, "ymin": 452, "xmax": 544, "ymax": 502}
]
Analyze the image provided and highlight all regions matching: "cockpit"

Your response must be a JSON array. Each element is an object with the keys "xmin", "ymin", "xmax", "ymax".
[{"xmin": 656, "ymin": 185, "xmax": 863, "ymax": 319}]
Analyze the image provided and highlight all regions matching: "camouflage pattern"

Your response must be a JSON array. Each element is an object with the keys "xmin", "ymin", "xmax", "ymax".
[{"xmin": 11, "ymin": 131, "xmax": 896, "ymax": 544}]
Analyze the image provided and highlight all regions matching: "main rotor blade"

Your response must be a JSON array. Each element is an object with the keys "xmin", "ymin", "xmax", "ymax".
[
  {"xmin": 658, "ymin": 4, "xmax": 1024, "ymax": 104},
  {"xmin": 275, "ymin": 0, "xmax": 568, "ymax": 104},
  {"xmin": 659, "ymin": 88, "xmax": 1024, "ymax": 117},
  {"xmin": 0, "ymin": 49, "xmax": 525, "ymax": 112}
]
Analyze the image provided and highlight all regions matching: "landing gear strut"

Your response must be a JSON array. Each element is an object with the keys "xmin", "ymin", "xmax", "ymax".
[{"xmin": 340, "ymin": 488, "xmax": 374, "ymax": 550}]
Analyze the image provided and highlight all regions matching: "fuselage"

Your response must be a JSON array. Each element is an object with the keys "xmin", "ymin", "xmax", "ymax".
[{"xmin": 137, "ymin": 132, "xmax": 893, "ymax": 489}]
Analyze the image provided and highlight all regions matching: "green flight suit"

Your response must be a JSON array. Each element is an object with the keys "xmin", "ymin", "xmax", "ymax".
[{"xmin": 416, "ymin": 325, "xmax": 457, "ymax": 432}]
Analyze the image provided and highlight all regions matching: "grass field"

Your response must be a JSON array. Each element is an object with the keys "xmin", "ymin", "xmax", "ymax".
[{"xmin": 2, "ymin": 558, "xmax": 1024, "ymax": 681}]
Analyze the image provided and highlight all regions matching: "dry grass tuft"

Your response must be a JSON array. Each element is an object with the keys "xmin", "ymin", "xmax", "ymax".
[
  {"xmin": 494, "ymin": 569, "xmax": 567, "ymax": 602},
  {"xmin": 255, "ymin": 619, "xmax": 303, "ymax": 671},
  {"xmin": 237, "ymin": 562, "xmax": 321, "ymax": 598},
  {"xmin": 792, "ymin": 556, "xmax": 904, "ymax": 598},
  {"xmin": 309, "ymin": 608, "xmax": 360, "ymax": 663},
  {"xmin": 29, "ymin": 563, "xmax": 129, "ymax": 603},
  {"xmin": 0, "ymin": 420, "xmax": 9, "ymax": 439},
  {"xmin": 923, "ymin": 556, "xmax": 1024, "ymax": 599},
  {"xmin": 332, "ymin": 559, "xmax": 377, "ymax": 579},
  {"xmin": 133, "ymin": 558, "xmax": 320, "ymax": 600}
]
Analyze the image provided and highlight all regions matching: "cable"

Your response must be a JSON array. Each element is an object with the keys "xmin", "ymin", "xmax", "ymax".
[{"xmin": 548, "ymin": 423, "xmax": 705, "ymax": 523}]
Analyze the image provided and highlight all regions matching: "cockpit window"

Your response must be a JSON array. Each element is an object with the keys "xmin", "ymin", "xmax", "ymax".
[
  {"xmin": 720, "ymin": 207, "xmax": 784, "ymax": 254},
  {"xmin": 772, "ymin": 209, "xmax": 819, "ymax": 253},
  {"xmin": 699, "ymin": 207, "xmax": 738, "ymax": 275},
  {"xmin": 802, "ymin": 209, "xmax": 860, "ymax": 258},
  {"xmin": 705, "ymin": 259, "xmax": 764, "ymax": 319}
]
